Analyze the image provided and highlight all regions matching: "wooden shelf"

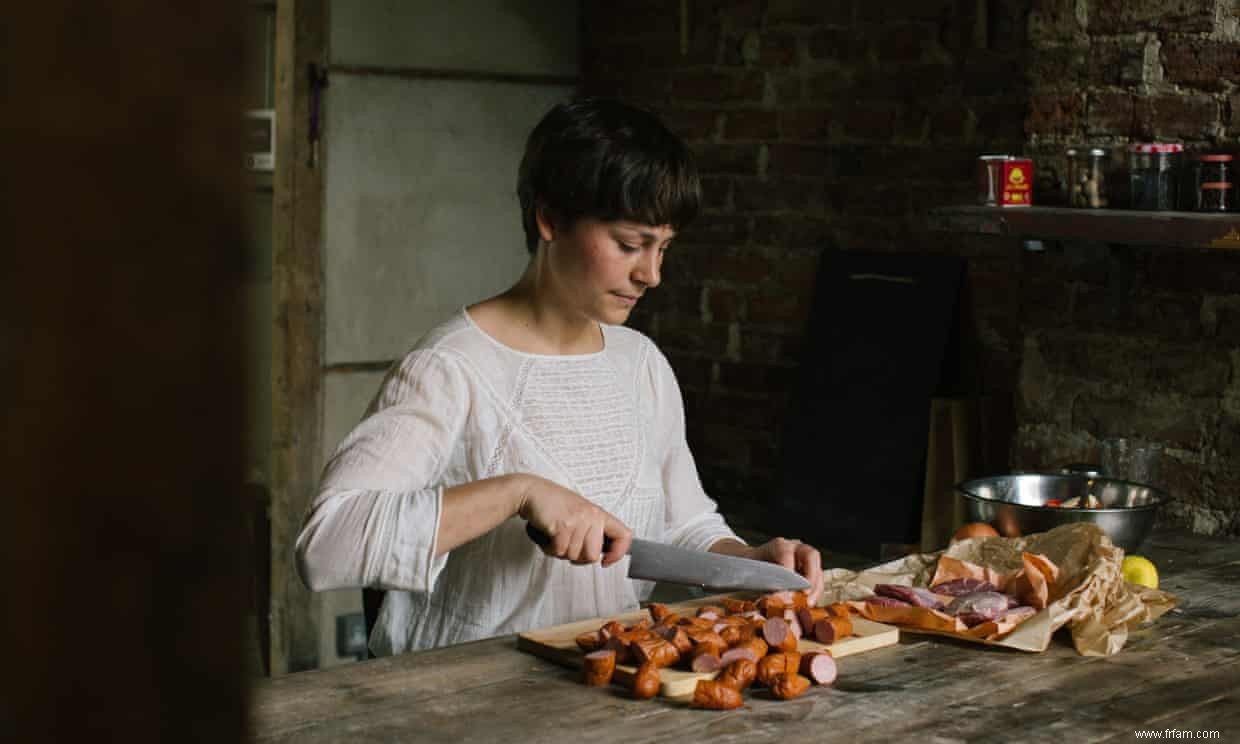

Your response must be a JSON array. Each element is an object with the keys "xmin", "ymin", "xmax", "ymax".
[{"xmin": 928, "ymin": 205, "xmax": 1240, "ymax": 250}]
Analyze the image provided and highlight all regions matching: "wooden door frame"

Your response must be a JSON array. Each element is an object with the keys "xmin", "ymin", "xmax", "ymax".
[
  {"xmin": 271, "ymin": 0, "xmax": 326, "ymax": 675},
  {"xmin": 267, "ymin": 0, "xmax": 585, "ymax": 675}
]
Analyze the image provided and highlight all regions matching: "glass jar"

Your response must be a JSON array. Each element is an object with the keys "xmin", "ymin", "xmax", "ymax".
[
  {"xmin": 1067, "ymin": 147, "xmax": 1109, "ymax": 208},
  {"xmin": 977, "ymin": 155, "xmax": 1010, "ymax": 206},
  {"xmin": 1194, "ymin": 153, "xmax": 1234, "ymax": 212},
  {"xmin": 1128, "ymin": 143, "xmax": 1183, "ymax": 211},
  {"xmin": 1199, "ymin": 183, "xmax": 1232, "ymax": 211}
]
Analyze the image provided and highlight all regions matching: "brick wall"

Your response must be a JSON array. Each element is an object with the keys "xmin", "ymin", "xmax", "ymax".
[
  {"xmin": 582, "ymin": 0, "xmax": 1240, "ymax": 537},
  {"xmin": 1018, "ymin": 0, "xmax": 1240, "ymax": 535}
]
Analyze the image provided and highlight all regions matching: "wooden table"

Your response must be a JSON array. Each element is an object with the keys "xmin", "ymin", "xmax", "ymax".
[{"xmin": 251, "ymin": 529, "xmax": 1240, "ymax": 742}]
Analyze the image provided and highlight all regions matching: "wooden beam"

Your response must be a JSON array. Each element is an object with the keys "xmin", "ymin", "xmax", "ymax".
[
  {"xmin": 324, "ymin": 360, "xmax": 397, "ymax": 375},
  {"xmin": 271, "ymin": 0, "xmax": 326, "ymax": 675},
  {"xmin": 5, "ymin": 2, "xmax": 248, "ymax": 739},
  {"xmin": 330, "ymin": 64, "xmax": 580, "ymax": 87},
  {"xmin": 928, "ymin": 205, "xmax": 1240, "ymax": 250}
]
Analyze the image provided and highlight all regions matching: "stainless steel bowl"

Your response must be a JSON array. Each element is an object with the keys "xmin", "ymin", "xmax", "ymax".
[{"xmin": 955, "ymin": 473, "xmax": 1165, "ymax": 553}]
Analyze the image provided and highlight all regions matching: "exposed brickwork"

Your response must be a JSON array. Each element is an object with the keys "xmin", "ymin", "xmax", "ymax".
[
  {"xmin": 1016, "ymin": 0, "xmax": 1240, "ymax": 535},
  {"xmin": 1161, "ymin": 39, "xmax": 1240, "ymax": 92},
  {"xmin": 1091, "ymin": 0, "xmax": 1218, "ymax": 34},
  {"xmin": 584, "ymin": 0, "xmax": 1240, "ymax": 538}
]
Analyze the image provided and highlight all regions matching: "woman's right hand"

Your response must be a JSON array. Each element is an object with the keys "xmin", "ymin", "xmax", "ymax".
[{"xmin": 516, "ymin": 475, "xmax": 632, "ymax": 567}]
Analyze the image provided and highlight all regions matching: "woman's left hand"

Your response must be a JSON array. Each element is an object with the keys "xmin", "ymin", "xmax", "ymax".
[{"xmin": 711, "ymin": 537, "xmax": 824, "ymax": 606}]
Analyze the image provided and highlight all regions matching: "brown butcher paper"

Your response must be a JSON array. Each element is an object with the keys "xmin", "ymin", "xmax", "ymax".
[{"xmin": 818, "ymin": 523, "xmax": 1177, "ymax": 655}]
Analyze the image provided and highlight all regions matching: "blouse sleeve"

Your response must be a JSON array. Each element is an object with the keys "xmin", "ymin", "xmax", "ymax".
[
  {"xmin": 294, "ymin": 349, "xmax": 469, "ymax": 594},
  {"xmin": 645, "ymin": 344, "xmax": 744, "ymax": 553}
]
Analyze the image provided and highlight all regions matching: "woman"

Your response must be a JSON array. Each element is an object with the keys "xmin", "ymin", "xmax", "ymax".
[{"xmin": 296, "ymin": 98, "xmax": 824, "ymax": 656}]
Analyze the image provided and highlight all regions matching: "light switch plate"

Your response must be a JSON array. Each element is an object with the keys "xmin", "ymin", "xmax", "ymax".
[
  {"xmin": 335, "ymin": 613, "xmax": 367, "ymax": 660},
  {"xmin": 245, "ymin": 109, "xmax": 274, "ymax": 171}
]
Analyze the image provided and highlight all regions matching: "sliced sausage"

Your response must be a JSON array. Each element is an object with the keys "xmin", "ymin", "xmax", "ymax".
[
  {"xmin": 757, "ymin": 590, "xmax": 809, "ymax": 618},
  {"xmin": 719, "ymin": 623, "xmax": 753, "ymax": 646},
  {"xmin": 735, "ymin": 636, "xmax": 769, "ymax": 658},
  {"xmin": 782, "ymin": 609, "xmax": 804, "ymax": 640},
  {"xmin": 599, "ymin": 620, "xmax": 625, "ymax": 640},
  {"xmin": 630, "ymin": 662, "xmax": 660, "ymax": 700},
  {"xmin": 678, "ymin": 616, "xmax": 715, "ymax": 630},
  {"xmin": 798, "ymin": 607, "xmax": 829, "ymax": 630},
  {"xmin": 762, "ymin": 616, "xmax": 799, "ymax": 653},
  {"xmin": 719, "ymin": 646, "xmax": 759, "ymax": 667},
  {"xmin": 691, "ymin": 680, "xmax": 744, "ymax": 710},
  {"xmin": 716, "ymin": 658, "xmax": 757, "ymax": 691},
  {"xmin": 656, "ymin": 612, "xmax": 683, "ymax": 628},
  {"xmin": 826, "ymin": 602, "xmax": 853, "ymax": 618},
  {"xmin": 602, "ymin": 636, "xmax": 628, "ymax": 664},
  {"xmin": 685, "ymin": 627, "xmax": 726, "ymax": 645},
  {"xmin": 768, "ymin": 672, "xmax": 811, "ymax": 700},
  {"xmin": 648, "ymin": 602, "xmax": 671, "ymax": 622},
  {"xmin": 689, "ymin": 652, "xmax": 722, "ymax": 673},
  {"xmin": 631, "ymin": 637, "xmax": 680, "ymax": 668},
  {"xmin": 582, "ymin": 649, "xmax": 616, "ymax": 687},
  {"xmin": 812, "ymin": 615, "xmax": 853, "ymax": 645},
  {"xmin": 798, "ymin": 651, "xmax": 837, "ymax": 685},
  {"xmin": 655, "ymin": 625, "xmax": 694, "ymax": 656},
  {"xmin": 689, "ymin": 635, "xmax": 727, "ymax": 660},
  {"xmin": 756, "ymin": 651, "xmax": 802, "ymax": 686},
  {"xmin": 575, "ymin": 630, "xmax": 604, "ymax": 652},
  {"xmin": 722, "ymin": 597, "xmax": 757, "ymax": 614}
]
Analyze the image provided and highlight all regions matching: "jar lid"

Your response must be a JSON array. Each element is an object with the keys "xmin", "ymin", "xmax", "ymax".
[
  {"xmin": 1201, "ymin": 182, "xmax": 1234, "ymax": 189},
  {"xmin": 1130, "ymin": 143, "xmax": 1184, "ymax": 153},
  {"xmin": 1198, "ymin": 153, "xmax": 1234, "ymax": 162},
  {"xmin": 1067, "ymin": 147, "xmax": 1108, "ymax": 157}
]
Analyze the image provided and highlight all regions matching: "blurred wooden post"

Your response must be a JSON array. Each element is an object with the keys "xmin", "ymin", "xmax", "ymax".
[
  {"xmin": 3, "ymin": 3, "xmax": 248, "ymax": 741},
  {"xmin": 270, "ymin": 0, "xmax": 326, "ymax": 675},
  {"xmin": 921, "ymin": 398, "xmax": 979, "ymax": 552}
]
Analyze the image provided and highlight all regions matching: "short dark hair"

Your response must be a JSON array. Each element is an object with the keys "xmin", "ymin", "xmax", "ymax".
[{"xmin": 517, "ymin": 98, "xmax": 701, "ymax": 254}]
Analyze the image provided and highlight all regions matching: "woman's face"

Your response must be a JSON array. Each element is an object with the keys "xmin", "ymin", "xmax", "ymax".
[{"xmin": 540, "ymin": 214, "xmax": 674, "ymax": 326}]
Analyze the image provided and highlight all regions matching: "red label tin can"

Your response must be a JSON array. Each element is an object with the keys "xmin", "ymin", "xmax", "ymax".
[{"xmin": 1000, "ymin": 158, "xmax": 1033, "ymax": 206}]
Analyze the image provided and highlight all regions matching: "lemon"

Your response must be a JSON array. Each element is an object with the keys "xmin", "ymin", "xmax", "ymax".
[{"xmin": 1122, "ymin": 555, "xmax": 1159, "ymax": 589}]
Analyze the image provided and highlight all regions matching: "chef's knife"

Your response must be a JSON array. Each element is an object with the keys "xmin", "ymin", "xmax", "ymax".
[{"xmin": 525, "ymin": 524, "xmax": 811, "ymax": 593}]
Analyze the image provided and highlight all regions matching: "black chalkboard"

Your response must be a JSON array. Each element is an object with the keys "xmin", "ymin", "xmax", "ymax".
[{"xmin": 767, "ymin": 250, "xmax": 967, "ymax": 559}]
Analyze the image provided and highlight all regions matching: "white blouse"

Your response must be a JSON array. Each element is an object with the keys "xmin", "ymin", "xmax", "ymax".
[{"xmin": 295, "ymin": 309, "xmax": 741, "ymax": 655}]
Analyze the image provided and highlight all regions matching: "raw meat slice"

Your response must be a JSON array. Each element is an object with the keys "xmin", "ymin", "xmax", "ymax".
[
  {"xmin": 929, "ymin": 578, "xmax": 997, "ymax": 596},
  {"xmin": 946, "ymin": 591, "xmax": 1011, "ymax": 626},
  {"xmin": 875, "ymin": 584, "xmax": 947, "ymax": 610}
]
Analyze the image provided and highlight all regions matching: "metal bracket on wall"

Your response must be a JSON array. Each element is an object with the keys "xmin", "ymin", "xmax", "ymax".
[{"xmin": 308, "ymin": 63, "xmax": 328, "ymax": 168}]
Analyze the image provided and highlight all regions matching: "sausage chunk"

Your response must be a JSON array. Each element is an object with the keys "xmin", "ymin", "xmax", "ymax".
[
  {"xmin": 691, "ymin": 680, "xmax": 744, "ymax": 710},
  {"xmin": 582, "ymin": 649, "xmax": 615, "ymax": 686},
  {"xmin": 768, "ymin": 672, "xmax": 811, "ymax": 700},
  {"xmin": 798, "ymin": 651, "xmax": 837, "ymax": 685}
]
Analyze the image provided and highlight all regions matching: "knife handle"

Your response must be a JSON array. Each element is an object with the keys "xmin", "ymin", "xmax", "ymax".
[{"xmin": 524, "ymin": 523, "xmax": 613, "ymax": 552}]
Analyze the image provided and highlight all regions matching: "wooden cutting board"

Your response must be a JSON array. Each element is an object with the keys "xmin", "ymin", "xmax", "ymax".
[{"xmin": 517, "ymin": 594, "xmax": 899, "ymax": 699}]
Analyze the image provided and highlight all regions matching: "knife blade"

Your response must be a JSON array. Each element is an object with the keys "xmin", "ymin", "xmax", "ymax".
[{"xmin": 525, "ymin": 524, "xmax": 810, "ymax": 593}]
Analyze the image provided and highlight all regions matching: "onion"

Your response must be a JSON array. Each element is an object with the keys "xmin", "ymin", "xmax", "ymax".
[{"xmin": 951, "ymin": 522, "xmax": 1000, "ymax": 542}]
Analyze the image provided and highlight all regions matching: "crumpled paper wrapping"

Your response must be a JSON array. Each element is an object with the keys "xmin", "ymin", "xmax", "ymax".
[{"xmin": 819, "ymin": 523, "xmax": 1177, "ymax": 655}]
